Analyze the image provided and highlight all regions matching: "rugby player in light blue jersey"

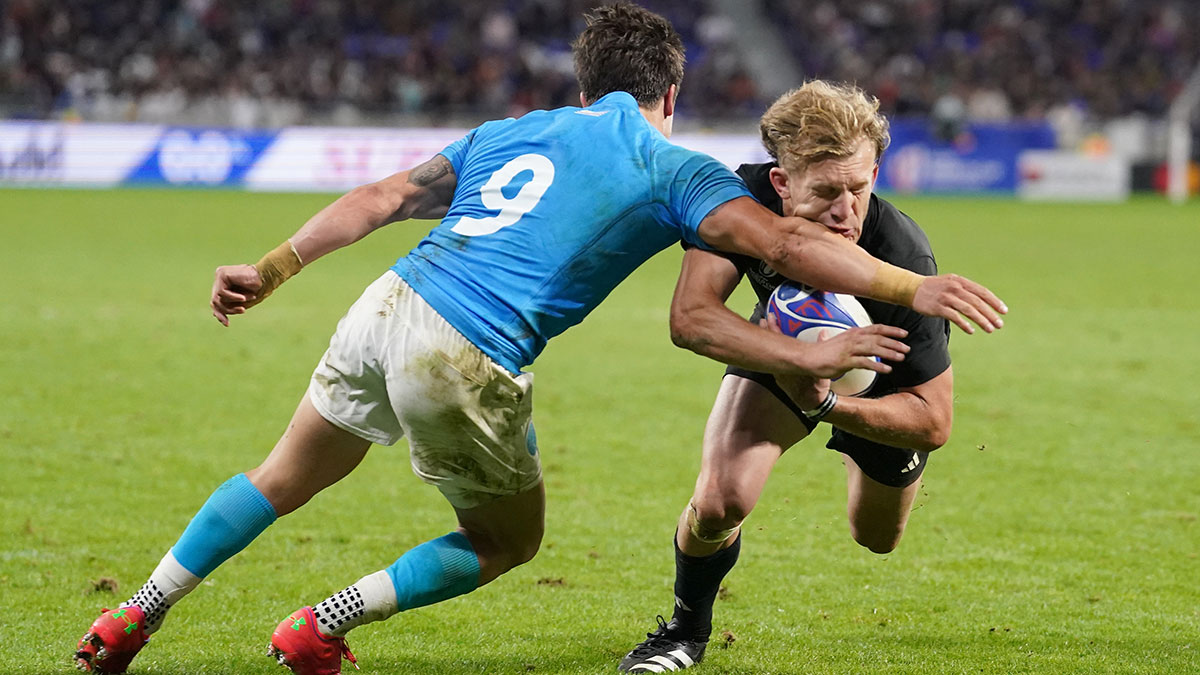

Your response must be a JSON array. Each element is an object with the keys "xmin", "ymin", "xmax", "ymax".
[{"xmin": 74, "ymin": 4, "xmax": 1005, "ymax": 674}]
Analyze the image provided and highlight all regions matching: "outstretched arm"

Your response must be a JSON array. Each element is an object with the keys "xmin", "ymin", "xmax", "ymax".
[
  {"xmin": 779, "ymin": 367, "xmax": 954, "ymax": 452},
  {"xmin": 669, "ymin": 248, "xmax": 910, "ymax": 378},
  {"xmin": 211, "ymin": 155, "xmax": 457, "ymax": 326},
  {"xmin": 696, "ymin": 197, "xmax": 1007, "ymax": 334}
]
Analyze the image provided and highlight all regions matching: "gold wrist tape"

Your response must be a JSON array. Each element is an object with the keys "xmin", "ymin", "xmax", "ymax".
[
  {"xmin": 868, "ymin": 263, "xmax": 923, "ymax": 307},
  {"xmin": 250, "ymin": 240, "xmax": 303, "ymax": 305}
]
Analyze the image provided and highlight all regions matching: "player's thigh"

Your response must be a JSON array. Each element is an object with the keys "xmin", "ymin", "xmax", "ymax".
[
  {"xmin": 843, "ymin": 454, "xmax": 921, "ymax": 552},
  {"xmin": 247, "ymin": 394, "xmax": 372, "ymax": 516},
  {"xmin": 693, "ymin": 374, "xmax": 813, "ymax": 516},
  {"xmin": 307, "ymin": 271, "xmax": 408, "ymax": 447}
]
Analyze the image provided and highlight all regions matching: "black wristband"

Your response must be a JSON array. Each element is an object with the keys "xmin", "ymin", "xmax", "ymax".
[{"xmin": 802, "ymin": 390, "xmax": 838, "ymax": 421}]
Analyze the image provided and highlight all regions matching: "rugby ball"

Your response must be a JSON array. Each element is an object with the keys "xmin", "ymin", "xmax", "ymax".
[{"xmin": 766, "ymin": 282, "xmax": 878, "ymax": 396}]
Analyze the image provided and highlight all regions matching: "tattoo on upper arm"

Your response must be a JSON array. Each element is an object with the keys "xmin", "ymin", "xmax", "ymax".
[
  {"xmin": 400, "ymin": 155, "xmax": 456, "ymax": 220},
  {"xmin": 408, "ymin": 155, "xmax": 453, "ymax": 187}
]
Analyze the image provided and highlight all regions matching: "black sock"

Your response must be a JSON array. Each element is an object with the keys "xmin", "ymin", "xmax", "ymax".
[{"xmin": 670, "ymin": 531, "xmax": 741, "ymax": 642}]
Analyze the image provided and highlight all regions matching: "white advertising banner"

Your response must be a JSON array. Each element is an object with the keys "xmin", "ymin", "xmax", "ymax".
[
  {"xmin": 0, "ymin": 122, "xmax": 163, "ymax": 187},
  {"xmin": 1017, "ymin": 150, "xmax": 1130, "ymax": 201},
  {"xmin": 243, "ymin": 127, "xmax": 769, "ymax": 192},
  {"xmin": 243, "ymin": 127, "xmax": 465, "ymax": 192},
  {"xmin": 0, "ymin": 121, "xmax": 769, "ymax": 192},
  {"xmin": 675, "ymin": 132, "xmax": 770, "ymax": 170}
]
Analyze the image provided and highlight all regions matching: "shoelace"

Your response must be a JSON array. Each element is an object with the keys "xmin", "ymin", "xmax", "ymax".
[
  {"xmin": 337, "ymin": 637, "xmax": 359, "ymax": 671},
  {"xmin": 628, "ymin": 616, "xmax": 679, "ymax": 658}
]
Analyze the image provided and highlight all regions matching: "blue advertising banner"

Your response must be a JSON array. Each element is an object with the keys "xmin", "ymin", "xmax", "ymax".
[
  {"xmin": 876, "ymin": 120, "xmax": 1056, "ymax": 193},
  {"xmin": 123, "ymin": 128, "xmax": 277, "ymax": 187}
]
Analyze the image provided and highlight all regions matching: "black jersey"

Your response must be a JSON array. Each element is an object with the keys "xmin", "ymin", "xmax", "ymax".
[{"xmin": 731, "ymin": 162, "xmax": 951, "ymax": 395}]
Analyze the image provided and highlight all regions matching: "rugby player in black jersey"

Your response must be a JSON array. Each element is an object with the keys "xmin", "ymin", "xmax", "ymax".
[{"xmin": 621, "ymin": 80, "xmax": 955, "ymax": 672}]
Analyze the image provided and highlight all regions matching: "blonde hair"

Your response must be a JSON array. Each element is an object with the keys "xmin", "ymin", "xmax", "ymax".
[{"xmin": 760, "ymin": 80, "xmax": 890, "ymax": 172}]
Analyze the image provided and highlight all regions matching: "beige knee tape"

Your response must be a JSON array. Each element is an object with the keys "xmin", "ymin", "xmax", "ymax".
[{"xmin": 686, "ymin": 501, "xmax": 739, "ymax": 545}]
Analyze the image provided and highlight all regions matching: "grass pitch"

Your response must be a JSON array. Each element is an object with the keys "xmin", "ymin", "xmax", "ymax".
[{"xmin": 1, "ymin": 189, "xmax": 1198, "ymax": 674}]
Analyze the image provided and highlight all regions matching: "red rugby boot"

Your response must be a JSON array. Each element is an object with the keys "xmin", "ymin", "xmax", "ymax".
[
  {"xmin": 267, "ymin": 606, "xmax": 358, "ymax": 675},
  {"xmin": 74, "ymin": 606, "xmax": 149, "ymax": 673}
]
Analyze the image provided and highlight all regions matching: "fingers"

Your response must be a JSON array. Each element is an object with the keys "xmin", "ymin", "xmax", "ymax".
[
  {"xmin": 841, "ymin": 326, "xmax": 910, "ymax": 361},
  {"xmin": 918, "ymin": 274, "xmax": 1008, "ymax": 334},
  {"xmin": 949, "ymin": 276, "xmax": 1003, "ymax": 333},
  {"xmin": 943, "ymin": 284, "xmax": 1000, "ymax": 334},
  {"xmin": 861, "ymin": 323, "xmax": 909, "ymax": 340},
  {"xmin": 854, "ymin": 324, "xmax": 909, "ymax": 349},
  {"xmin": 948, "ymin": 296, "xmax": 989, "ymax": 334},
  {"xmin": 210, "ymin": 264, "xmax": 263, "ymax": 327},
  {"xmin": 964, "ymin": 290, "xmax": 1004, "ymax": 331},
  {"xmin": 763, "ymin": 311, "xmax": 781, "ymax": 334},
  {"xmin": 216, "ymin": 287, "xmax": 255, "ymax": 304},
  {"xmin": 212, "ymin": 305, "xmax": 229, "ymax": 327},
  {"xmin": 854, "ymin": 342, "xmax": 906, "ymax": 363},
  {"xmin": 858, "ymin": 357, "xmax": 894, "ymax": 374},
  {"xmin": 211, "ymin": 291, "xmax": 254, "ymax": 326},
  {"xmin": 959, "ymin": 275, "xmax": 1008, "ymax": 316},
  {"xmin": 943, "ymin": 302, "xmax": 977, "ymax": 334},
  {"xmin": 218, "ymin": 264, "xmax": 265, "ymax": 291},
  {"xmin": 872, "ymin": 338, "xmax": 909, "ymax": 362},
  {"xmin": 211, "ymin": 296, "xmax": 248, "ymax": 327}
]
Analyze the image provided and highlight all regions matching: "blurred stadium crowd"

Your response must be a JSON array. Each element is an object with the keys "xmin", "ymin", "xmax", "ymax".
[
  {"xmin": 765, "ymin": 0, "xmax": 1199, "ymax": 120},
  {"xmin": 0, "ymin": 0, "xmax": 751, "ymax": 127},
  {"xmin": 1, "ymin": 0, "xmax": 1197, "ymax": 131}
]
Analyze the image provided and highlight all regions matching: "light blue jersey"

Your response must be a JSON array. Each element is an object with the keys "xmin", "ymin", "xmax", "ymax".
[{"xmin": 391, "ymin": 91, "xmax": 750, "ymax": 373}]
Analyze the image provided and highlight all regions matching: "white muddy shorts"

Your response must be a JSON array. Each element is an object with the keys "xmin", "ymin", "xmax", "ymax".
[{"xmin": 308, "ymin": 270, "xmax": 540, "ymax": 509}]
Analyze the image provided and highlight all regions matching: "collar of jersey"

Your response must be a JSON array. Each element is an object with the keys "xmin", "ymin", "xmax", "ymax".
[{"xmin": 588, "ymin": 91, "xmax": 639, "ymax": 111}]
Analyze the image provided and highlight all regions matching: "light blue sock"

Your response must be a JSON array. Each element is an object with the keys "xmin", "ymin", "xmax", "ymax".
[
  {"xmin": 171, "ymin": 473, "xmax": 277, "ymax": 578},
  {"xmin": 387, "ymin": 532, "xmax": 481, "ymax": 611}
]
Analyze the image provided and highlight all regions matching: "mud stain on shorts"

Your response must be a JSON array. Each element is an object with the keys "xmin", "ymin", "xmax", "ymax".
[
  {"xmin": 404, "ymin": 347, "xmax": 535, "ymax": 496},
  {"xmin": 312, "ymin": 370, "xmax": 336, "ymax": 399},
  {"xmin": 377, "ymin": 282, "xmax": 410, "ymax": 317}
]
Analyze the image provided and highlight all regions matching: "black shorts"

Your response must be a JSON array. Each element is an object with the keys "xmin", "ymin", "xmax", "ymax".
[{"xmin": 723, "ymin": 365, "xmax": 929, "ymax": 488}]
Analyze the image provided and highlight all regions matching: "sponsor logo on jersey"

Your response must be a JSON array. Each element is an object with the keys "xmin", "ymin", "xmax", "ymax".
[{"xmin": 749, "ymin": 260, "xmax": 780, "ymax": 290}]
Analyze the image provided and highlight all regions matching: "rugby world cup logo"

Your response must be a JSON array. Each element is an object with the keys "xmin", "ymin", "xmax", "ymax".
[
  {"xmin": 773, "ymin": 294, "xmax": 833, "ymax": 335},
  {"xmin": 766, "ymin": 281, "xmax": 878, "ymax": 396},
  {"xmin": 768, "ymin": 284, "xmax": 848, "ymax": 337}
]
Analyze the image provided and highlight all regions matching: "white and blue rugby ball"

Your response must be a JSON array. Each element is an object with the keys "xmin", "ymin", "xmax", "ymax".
[{"xmin": 766, "ymin": 282, "xmax": 878, "ymax": 396}]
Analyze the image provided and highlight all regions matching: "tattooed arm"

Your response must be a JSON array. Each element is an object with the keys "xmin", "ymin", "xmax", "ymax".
[
  {"xmin": 285, "ymin": 155, "xmax": 459, "ymax": 264},
  {"xmin": 211, "ymin": 155, "xmax": 459, "ymax": 324}
]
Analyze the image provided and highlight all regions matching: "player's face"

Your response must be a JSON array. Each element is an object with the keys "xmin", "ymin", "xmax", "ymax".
[{"xmin": 772, "ymin": 139, "xmax": 879, "ymax": 244}]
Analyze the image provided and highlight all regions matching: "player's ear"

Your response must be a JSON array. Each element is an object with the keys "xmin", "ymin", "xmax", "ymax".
[
  {"xmin": 579, "ymin": 91, "xmax": 589, "ymax": 107},
  {"xmin": 871, "ymin": 161, "xmax": 880, "ymax": 186},
  {"xmin": 769, "ymin": 166, "xmax": 791, "ymax": 201},
  {"xmin": 662, "ymin": 84, "xmax": 678, "ymax": 118}
]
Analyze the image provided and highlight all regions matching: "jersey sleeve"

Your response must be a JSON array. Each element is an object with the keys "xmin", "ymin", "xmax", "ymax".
[
  {"xmin": 665, "ymin": 150, "xmax": 752, "ymax": 250},
  {"xmin": 438, "ymin": 127, "xmax": 480, "ymax": 173}
]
